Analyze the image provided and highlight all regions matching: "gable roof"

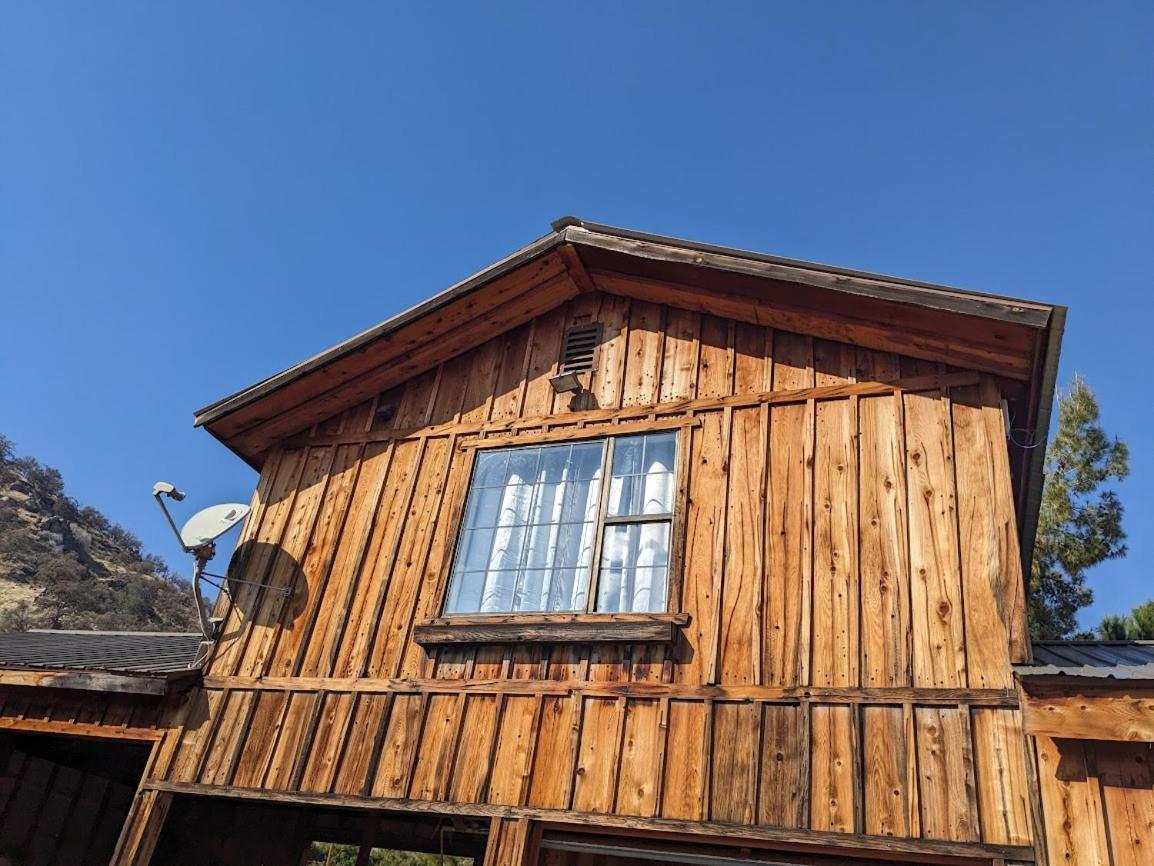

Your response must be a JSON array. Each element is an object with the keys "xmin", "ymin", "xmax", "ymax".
[{"xmin": 194, "ymin": 217, "xmax": 1065, "ymax": 565}]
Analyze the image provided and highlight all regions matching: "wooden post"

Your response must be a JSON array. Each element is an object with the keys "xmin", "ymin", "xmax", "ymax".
[
  {"xmin": 484, "ymin": 816, "xmax": 532, "ymax": 866},
  {"xmin": 108, "ymin": 789, "xmax": 173, "ymax": 866}
]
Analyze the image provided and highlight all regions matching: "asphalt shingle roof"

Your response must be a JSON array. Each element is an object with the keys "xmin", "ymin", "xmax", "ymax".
[
  {"xmin": 0, "ymin": 630, "xmax": 202, "ymax": 674},
  {"xmin": 1016, "ymin": 640, "xmax": 1154, "ymax": 680}
]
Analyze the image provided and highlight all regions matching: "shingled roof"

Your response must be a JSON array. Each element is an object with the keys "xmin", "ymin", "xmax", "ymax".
[
  {"xmin": 1016, "ymin": 640, "xmax": 1154, "ymax": 680},
  {"xmin": 0, "ymin": 630, "xmax": 202, "ymax": 695}
]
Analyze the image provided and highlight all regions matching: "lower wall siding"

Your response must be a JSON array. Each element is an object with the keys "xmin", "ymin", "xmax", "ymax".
[
  {"xmin": 161, "ymin": 684, "xmax": 1034, "ymax": 850},
  {"xmin": 1035, "ymin": 736, "xmax": 1154, "ymax": 866}
]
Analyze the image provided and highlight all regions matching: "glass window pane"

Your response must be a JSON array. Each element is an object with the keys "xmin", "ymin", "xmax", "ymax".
[
  {"xmin": 446, "ymin": 434, "xmax": 675, "ymax": 616},
  {"xmin": 472, "ymin": 450, "xmax": 510, "ymax": 488},
  {"xmin": 595, "ymin": 521, "xmax": 670, "ymax": 613},
  {"xmin": 598, "ymin": 522, "xmax": 671, "ymax": 569},
  {"xmin": 596, "ymin": 563, "xmax": 669, "ymax": 613},
  {"xmin": 445, "ymin": 439, "xmax": 606, "ymax": 614},
  {"xmin": 608, "ymin": 432, "xmax": 677, "ymax": 516}
]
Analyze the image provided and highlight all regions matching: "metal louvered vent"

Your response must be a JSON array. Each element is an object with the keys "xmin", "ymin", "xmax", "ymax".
[{"xmin": 560, "ymin": 323, "xmax": 601, "ymax": 373}]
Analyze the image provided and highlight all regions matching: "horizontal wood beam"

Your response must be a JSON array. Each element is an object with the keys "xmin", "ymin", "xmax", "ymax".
[
  {"xmin": 459, "ymin": 416, "xmax": 700, "ymax": 450},
  {"xmin": 1022, "ymin": 691, "xmax": 1154, "ymax": 741},
  {"xmin": 0, "ymin": 667, "xmax": 179, "ymax": 696},
  {"xmin": 144, "ymin": 779, "xmax": 1035, "ymax": 863},
  {"xmin": 414, "ymin": 613, "xmax": 689, "ymax": 646},
  {"xmin": 196, "ymin": 675, "xmax": 1019, "ymax": 706},
  {"xmin": 0, "ymin": 716, "xmax": 163, "ymax": 741},
  {"xmin": 285, "ymin": 372, "xmax": 981, "ymax": 450}
]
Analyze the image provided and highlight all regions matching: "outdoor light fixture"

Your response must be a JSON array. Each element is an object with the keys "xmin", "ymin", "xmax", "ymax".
[{"xmin": 549, "ymin": 371, "xmax": 584, "ymax": 394}]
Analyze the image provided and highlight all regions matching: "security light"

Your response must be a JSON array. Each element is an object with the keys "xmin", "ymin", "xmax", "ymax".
[{"xmin": 549, "ymin": 371, "xmax": 584, "ymax": 394}]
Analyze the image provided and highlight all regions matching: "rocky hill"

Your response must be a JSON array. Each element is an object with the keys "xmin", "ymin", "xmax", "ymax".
[{"xmin": 0, "ymin": 434, "xmax": 198, "ymax": 632}]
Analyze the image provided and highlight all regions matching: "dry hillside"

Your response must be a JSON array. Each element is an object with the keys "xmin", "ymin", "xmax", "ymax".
[{"xmin": 0, "ymin": 434, "xmax": 198, "ymax": 632}]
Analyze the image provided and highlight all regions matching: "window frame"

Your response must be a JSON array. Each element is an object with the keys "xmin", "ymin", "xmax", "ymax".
[{"xmin": 428, "ymin": 420, "xmax": 694, "ymax": 633}]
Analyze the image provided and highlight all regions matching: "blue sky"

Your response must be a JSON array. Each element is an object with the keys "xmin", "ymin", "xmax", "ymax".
[{"xmin": 2, "ymin": 3, "xmax": 1151, "ymax": 630}]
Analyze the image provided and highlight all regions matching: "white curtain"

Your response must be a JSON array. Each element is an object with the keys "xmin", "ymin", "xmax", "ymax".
[
  {"xmin": 446, "ymin": 442, "xmax": 602, "ymax": 613},
  {"xmin": 596, "ymin": 432, "xmax": 675, "ymax": 613},
  {"xmin": 444, "ymin": 432, "xmax": 676, "ymax": 615}
]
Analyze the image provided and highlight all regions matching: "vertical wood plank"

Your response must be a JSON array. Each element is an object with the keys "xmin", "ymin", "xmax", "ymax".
[
  {"xmin": 860, "ymin": 392, "xmax": 911, "ymax": 687},
  {"xmin": 660, "ymin": 699, "xmax": 707, "ymax": 820},
  {"xmin": 758, "ymin": 702, "xmax": 806, "ymax": 829},
  {"xmin": 953, "ymin": 385, "xmax": 1014, "ymax": 689},
  {"xmin": 916, "ymin": 706, "xmax": 979, "ymax": 841},
  {"xmin": 615, "ymin": 698, "xmax": 661, "ymax": 817},
  {"xmin": 972, "ymin": 708, "xmax": 1032, "ymax": 846},
  {"xmin": 812, "ymin": 395, "xmax": 859, "ymax": 687},
  {"xmin": 719, "ymin": 407, "xmax": 764, "ymax": 685},
  {"xmin": 710, "ymin": 700, "xmax": 758, "ymax": 825},
  {"xmin": 905, "ymin": 390, "xmax": 967, "ymax": 688},
  {"xmin": 658, "ymin": 309, "xmax": 701, "ymax": 402},
  {"xmin": 765, "ymin": 332, "xmax": 814, "ymax": 687},
  {"xmin": 862, "ymin": 705, "xmax": 910, "ymax": 837},
  {"xmin": 809, "ymin": 704, "xmax": 855, "ymax": 833},
  {"xmin": 673, "ymin": 413, "xmax": 726, "ymax": 685}
]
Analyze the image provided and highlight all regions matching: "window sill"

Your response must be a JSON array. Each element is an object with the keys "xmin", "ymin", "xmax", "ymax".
[{"xmin": 413, "ymin": 612, "xmax": 690, "ymax": 646}]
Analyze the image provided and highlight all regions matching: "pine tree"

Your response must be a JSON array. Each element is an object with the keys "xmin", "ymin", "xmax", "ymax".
[
  {"xmin": 1029, "ymin": 376, "xmax": 1129, "ymax": 638},
  {"xmin": 1098, "ymin": 600, "xmax": 1154, "ymax": 640}
]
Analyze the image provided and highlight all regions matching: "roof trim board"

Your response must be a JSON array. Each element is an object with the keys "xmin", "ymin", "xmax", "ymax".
[
  {"xmin": 193, "ymin": 228, "xmax": 567, "ymax": 427},
  {"xmin": 195, "ymin": 218, "xmax": 1060, "ymax": 431},
  {"xmin": 0, "ymin": 666, "xmax": 192, "ymax": 696}
]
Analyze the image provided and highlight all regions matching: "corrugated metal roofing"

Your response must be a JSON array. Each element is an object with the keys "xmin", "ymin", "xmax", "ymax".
[
  {"xmin": 0, "ymin": 630, "xmax": 202, "ymax": 674},
  {"xmin": 1016, "ymin": 640, "xmax": 1154, "ymax": 680}
]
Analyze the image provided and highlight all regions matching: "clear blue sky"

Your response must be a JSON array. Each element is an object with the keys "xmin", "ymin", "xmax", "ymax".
[{"xmin": 2, "ymin": 3, "xmax": 1151, "ymax": 630}]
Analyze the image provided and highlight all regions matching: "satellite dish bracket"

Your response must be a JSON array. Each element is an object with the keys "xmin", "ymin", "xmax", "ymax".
[{"xmin": 152, "ymin": 483, "xmax": 271, "ymax": 641}]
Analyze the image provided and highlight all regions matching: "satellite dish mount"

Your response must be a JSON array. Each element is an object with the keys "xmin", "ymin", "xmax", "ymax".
[{"xmin": 152, "ymin": 481, "xmax": 253, "ymax": 640}]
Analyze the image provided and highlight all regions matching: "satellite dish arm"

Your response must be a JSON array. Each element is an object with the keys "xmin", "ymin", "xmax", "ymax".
[
  {"xmin": 153, "ymin": 484, "xmax": 191, "ymax": 553},
  {"xmin": 191, "ymin": 547, "xmax": 218, "ymax": 641}
]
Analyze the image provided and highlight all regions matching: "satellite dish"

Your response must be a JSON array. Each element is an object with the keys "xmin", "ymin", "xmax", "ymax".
[
  {"xmin": 151, "ymin": 481, "xmax": 256, "ymax": 641},
  {"xmin": 180, "ymin": 503, "xmax": 251, "ymax": 549}
]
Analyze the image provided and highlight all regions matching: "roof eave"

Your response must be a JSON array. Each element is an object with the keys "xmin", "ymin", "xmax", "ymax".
[
  {"xmin": 193, "ymin": 227, "xmax": 568, "ymax": 429},
  {"xmin": 195, "ymin": 218, "xmax": 1059, "ymax": 434},
  {"xmin": 0, "ymin": 665, "xmax": 199, "ymax": 696}
]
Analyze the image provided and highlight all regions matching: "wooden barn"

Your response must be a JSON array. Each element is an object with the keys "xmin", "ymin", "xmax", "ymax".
[{"xmin": 3, "ymin": 218, "xmax": 1151, "ymax": 865}]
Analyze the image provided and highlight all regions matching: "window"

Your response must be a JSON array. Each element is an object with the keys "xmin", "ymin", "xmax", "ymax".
[{"xmin": 443, "ymin": 431, "xmax": 677, "ymax": 615}]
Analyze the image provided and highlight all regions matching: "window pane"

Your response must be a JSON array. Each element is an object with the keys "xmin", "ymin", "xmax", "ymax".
[
  {"xmin": 608, "ymin": 432, "xmax": 677, "ymax": 516},
  {"xmin": 595, "ymin": 521, "xmax": 670, "ymax": 612},
  {"xmin": 446, "ymin": 440, "xmax": 605, "ymax": 614}
]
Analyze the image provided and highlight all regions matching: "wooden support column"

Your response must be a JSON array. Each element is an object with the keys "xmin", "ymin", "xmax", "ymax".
[
  {"xmin": 484, "ymin": 816, "xmax": 532, "ymax": 866},
  {"xmin": 109, "ymin": 789, "xmax": 173, "ymax": 866}
]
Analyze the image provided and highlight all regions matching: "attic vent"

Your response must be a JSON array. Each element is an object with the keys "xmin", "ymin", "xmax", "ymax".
[{"xmin": 560, "ymin": 323, "xmax": 601, "ymax": 373}]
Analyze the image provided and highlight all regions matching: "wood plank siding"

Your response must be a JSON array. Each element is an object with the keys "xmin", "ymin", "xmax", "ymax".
[{"xmin": 139, "ymin": 292, "xmax": 1036, "ymax": 861}]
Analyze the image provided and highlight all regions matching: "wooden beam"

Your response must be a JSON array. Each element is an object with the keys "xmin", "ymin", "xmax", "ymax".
[
  {"xmin": 1022, "ymin": 691, "xmax": 1154, "ymax": 741},
  {"xmin": 557, "ymin": 243, "xmax": 597, "ymax": 294},
  {"xmin": 564, "ymin": 225, "xmax": 1053, "ymax": 328},
  {"xmin": 284, "ymin": 372, "xmax": 981, "ymax": 451},
  {"xmin": 197, "ymin": 675, "xmax": 1019, "ymax": 706},
  {"xmin": 109, "ymin": 790, "xmax": 173, "ymax": 866},
  {"xmin": 0, "ymin": 667, "xmax": 182, "ymax": 696},
  {"xmin": 0, "ymin": 717, "xmax": 163, "ymax": 742},
  {"xmin": 143, "ymin": 778, "xmax": 1036, "ymax": 862},
  {"xmin": 413, "ymin": 614, "xmax": 688, "ymax": 646}
]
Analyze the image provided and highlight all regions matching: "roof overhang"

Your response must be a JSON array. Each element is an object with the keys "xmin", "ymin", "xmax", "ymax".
[
  {"xmin": 194, "ymin": 217, "xmax": 1065, "ymax": 567},
  {"xmin": 0, "ymin": 665, "xmax": 199, "ymax": 696}
]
